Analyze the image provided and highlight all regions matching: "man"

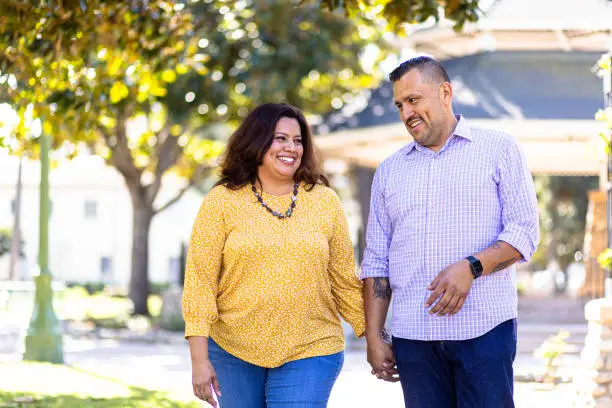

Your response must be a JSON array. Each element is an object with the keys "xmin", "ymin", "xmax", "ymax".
[{"xmin": 361, "ymin": 56, "xmax": 539, "ymax": 408}]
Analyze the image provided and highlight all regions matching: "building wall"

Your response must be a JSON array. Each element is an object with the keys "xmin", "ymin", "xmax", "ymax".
[{"xmin": 0, "ymin": 154, "xmax": 204, "ymax": 286}]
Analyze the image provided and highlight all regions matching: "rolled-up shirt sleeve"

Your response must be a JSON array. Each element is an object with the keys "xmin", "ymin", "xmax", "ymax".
[
  {"xmin": 495, "ymin": 137, "xmax": 540, "ymax": 262},
  {"xmin": 360, "ymin": 164, "xmax": 392, "ymax": 279}
]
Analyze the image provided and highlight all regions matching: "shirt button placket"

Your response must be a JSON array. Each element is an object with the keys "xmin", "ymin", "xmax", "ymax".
[
  {"xmin": 429, "ymin": 156, "xmax": 436, "ymax": 210},
  {"xmin": 425, "ymin": 155, "xmax": 436, "ymax": 271},
  {"xmin": 430, "ymin": 155, "xmax": 438, "ymax": 210}
]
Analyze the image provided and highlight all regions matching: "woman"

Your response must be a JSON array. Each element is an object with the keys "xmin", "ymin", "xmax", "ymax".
[{"xmin": 182, "ymin": 103, "xmax": 365, "ymax": 408}]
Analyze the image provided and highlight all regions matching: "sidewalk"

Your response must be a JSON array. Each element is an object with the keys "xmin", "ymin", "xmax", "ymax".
[
  {"xmin": 1, "ymin": 295, "xmax": 588, "ymax": 406},
  {"xmin": 0, "ymin": 336, "xmax": 579, "ymax": 407}
]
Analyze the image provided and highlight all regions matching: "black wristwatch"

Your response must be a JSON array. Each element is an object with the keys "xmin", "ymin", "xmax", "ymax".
[{"xmin": 466, "ymin": 255, "xmax": 483, "ymax": 279}]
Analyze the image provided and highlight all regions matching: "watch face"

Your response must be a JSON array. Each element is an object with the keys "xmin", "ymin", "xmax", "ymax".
[{"xmin": 468, "ymin": 256, "xmax": 483, "ymax": 278}]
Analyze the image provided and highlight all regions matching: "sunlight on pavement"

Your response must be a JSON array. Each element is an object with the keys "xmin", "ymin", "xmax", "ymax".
[
  {"xmin": 0, "ymin": 362, "xmax": 131, "ymax": 398},
  {"xmin": 0, "ymin": 337, "xmax": 583, "ymax": 408}
]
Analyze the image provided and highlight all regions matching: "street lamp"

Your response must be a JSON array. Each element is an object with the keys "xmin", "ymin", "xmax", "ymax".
[{"xmin": 23, "ymin": 130, "xmax": 64, "ymax": 363}]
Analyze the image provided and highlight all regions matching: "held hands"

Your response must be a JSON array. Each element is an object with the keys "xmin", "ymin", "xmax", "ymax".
[
  {"xmin": 367, "ymin": 330, "xmax": 399, "ymax": 383},
  {"xmin": 426, "ymin": 259, "xmax": 474, "ymax": 316},
  {"xmin": 192, "ymin": 359, "xmax": 222, "ymax": 407}
]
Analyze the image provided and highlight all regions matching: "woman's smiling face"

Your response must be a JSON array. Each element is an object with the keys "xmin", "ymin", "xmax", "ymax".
[{"xmin": 258, "ymin": 116, "xmax": 303, "ymax": 183}]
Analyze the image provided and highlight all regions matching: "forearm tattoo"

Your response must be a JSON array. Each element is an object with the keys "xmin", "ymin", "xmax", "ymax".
[
  {"xmin": 373, "ymin": 277, "xmax": 392, "ymax": 300},
  {"xmin": 491, "ymin": 258, "xmax": 519, "ymax": 273},
  {"xmin": 491, "ymin": 241, "xmax": 503, "ymax": 250},
  {"xmin": 490, "ymin": 241, "xmax": 521, "ymax": 272},
  {"xmin": 381, "ymin": 327, "xmax": 391, "ymax": 342}
]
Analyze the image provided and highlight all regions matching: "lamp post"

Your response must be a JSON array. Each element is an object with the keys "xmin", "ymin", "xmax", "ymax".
[{"xmin": 23, "ymin": 129, "xmax": 64, "ymax": 363}]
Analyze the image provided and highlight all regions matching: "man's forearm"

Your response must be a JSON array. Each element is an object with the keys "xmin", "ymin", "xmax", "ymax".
[
  {"xmin": 474, "ymin": 240, "xmax": 522, "ymax": 276},
  {"xmin": 363, "ymin": 277, "xmax": 392, "ymax": 339}
]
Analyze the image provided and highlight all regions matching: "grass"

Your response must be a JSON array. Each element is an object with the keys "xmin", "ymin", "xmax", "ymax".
[
  {"xmin": 2, "ymin": 288, "xmax": 163, "ymax": 329},
  {"xmin": 56, "ymin": 288, "xmax": 163, "ymax": 320},
  {"xmin": 0, "ymin": 363, "xmax": 200, "ymax": 408}
]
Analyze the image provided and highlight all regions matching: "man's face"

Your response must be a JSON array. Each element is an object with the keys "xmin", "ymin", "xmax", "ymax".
[{"xmin": 392, "ymin": 69, "xmax": 452, "ymax": 150}]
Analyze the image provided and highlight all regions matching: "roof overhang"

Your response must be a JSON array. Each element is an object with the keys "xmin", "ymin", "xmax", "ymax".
[
  {"xmin": 315, "ymin": 119, "xmax": 606, "ymax": 176},
  {"xmin": 399, "ymin": 27, "xmax": 612, "ymax": 60}
]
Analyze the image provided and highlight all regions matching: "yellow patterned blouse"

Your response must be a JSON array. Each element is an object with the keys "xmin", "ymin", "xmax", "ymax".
[{"xmin": 182, "ymin": 182, "xmax": 365, "ymax": 368}]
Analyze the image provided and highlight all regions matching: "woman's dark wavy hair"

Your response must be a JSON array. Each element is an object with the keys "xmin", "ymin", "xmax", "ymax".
[{"xmin": 215, "ymin": 103, "xmax": 329, "ymax": 190}]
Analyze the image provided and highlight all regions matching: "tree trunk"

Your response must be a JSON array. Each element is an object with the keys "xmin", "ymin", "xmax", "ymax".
[
  {"xmin": 129, "ymin": 198, "xmax": 154, "ymax": 315},
  {"xmin": 8, "ymin": 153, "xmax": 23, "ymax": 281},
  {"xmin": 109, "ymin": 111, "xmax": 189, "ymax": 315}
]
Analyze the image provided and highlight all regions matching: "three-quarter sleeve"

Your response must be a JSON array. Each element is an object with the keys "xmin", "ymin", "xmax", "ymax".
[
  {"xmin": 182, "ymin": 186, "xmax": 227, "ymax": 338},
  {"xmin": 495, "ymin": 138, "xmax": 540, "ymax": 262},
  {"xmin": 327, "ymin": 191, "xmax": 366, "ymax": 337}
]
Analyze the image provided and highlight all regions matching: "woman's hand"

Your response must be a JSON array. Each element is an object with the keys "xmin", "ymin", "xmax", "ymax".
[
  {"xmin": 366, "ymin": 334, "xmax": 399, "ymax": 383},
  {"xmin": 192, "ymin": 358, "xmax": 222, "ymax": 407}
]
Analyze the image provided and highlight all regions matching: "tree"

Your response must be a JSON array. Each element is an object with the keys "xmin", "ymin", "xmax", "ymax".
[
  {"xmin": 1, "ymin": 0, "xmax": 482, "ymax": 314},
  {"xmin": 8, "ymin": 152, "xmax": 23, "ymax": 280},
  {"xmin": 0, "ymin": 0, "xmax": 387, "ymax": 314},
  {"xmin": 314, "ymin": 0, "xmax": 482, "ymax": 31},
  {"xmin": 532, "ymin": 175, "xmax": 598, "ymax": 292}
]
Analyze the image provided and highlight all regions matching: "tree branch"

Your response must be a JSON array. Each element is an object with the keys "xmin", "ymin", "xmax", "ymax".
[
  {"xmin": 142, "ymin": 121, "xmax": 183, "ymax": 207},
  {"xmin": 0, "ymin": 0, "xmax": 33, "ymax": 13},
  {"xmin": 100, "ymin": 111, "xmax": 141, "ymax": 185},
  {"xmin": 154, "ymin": 121, "xmax": 180, "ymax": 177},
  {"xmin": 153, "ymin": 165, "xmax": 214, "ymax": 215},
  {"xmin": 153, "ymin": 179, "xmax": 195, "ymax": 216}
]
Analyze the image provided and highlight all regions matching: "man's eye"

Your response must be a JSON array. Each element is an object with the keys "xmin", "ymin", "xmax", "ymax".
[{"xmin": 409, "ymin": 98, "xmax": 417, "ymax": 103}]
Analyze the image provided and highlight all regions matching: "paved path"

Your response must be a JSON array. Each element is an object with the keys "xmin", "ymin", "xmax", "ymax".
[
  {"xmin": 0, "ymin": 336, "xmax": 578, "ymax": 407},
  {"xmin": 0, "ymin": 295, "xmax": 589, "ymax": 406}
]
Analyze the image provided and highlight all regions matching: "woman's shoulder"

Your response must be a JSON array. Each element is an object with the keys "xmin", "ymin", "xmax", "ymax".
[
  {"xmin": 203, "ymin": 184, "xmax": 246, "ymax": 205},
  {"xmin": 305, "ymin": 183, "xmax": 341, "ymax": 205}
]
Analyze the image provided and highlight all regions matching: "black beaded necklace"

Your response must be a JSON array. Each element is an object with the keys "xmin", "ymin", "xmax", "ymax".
[{"xmin": 251, "ymin": 182, "xmax": 299, "ymax": 219}]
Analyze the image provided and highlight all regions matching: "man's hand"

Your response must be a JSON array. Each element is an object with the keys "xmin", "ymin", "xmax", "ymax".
[
  {"xmin": 366, "ymin": 333, "xmax": 399, "ymax": 383},
  {"xmin": 426, "ymin": 259, "xmax": 474, "ymax": 316}
]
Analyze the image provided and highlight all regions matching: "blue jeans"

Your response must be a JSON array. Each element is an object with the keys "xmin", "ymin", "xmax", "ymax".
[
  {"xmin": 208, "ymin": 338, "xmax": 344, "ymax": 408},
  {"xmin": 392, "ymin": 319, "xmax": 517, "ymax": 408}
]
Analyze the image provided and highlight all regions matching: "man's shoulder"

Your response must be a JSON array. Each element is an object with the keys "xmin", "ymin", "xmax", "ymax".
[
  {"xmin": 378, "ymin": 143, "xmax": 413, "ymax": 171},
  {"xmin": 467, "ymin": 122, "xmax": 518, "ymax": 150}
]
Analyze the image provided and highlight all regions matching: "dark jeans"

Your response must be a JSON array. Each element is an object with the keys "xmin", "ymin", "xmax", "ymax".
[{"xmin": 392, "ymin": 319, "xmax": 517, "ymax": 408}]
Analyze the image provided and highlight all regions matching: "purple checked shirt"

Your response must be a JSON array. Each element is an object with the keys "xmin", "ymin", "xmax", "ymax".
[{"xmin": 360, "ymin": 116, "xmax": 539, "ymax": 341}]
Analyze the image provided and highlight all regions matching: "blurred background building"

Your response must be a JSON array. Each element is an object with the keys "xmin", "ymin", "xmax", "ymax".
[
  {"xmin": 315, "ymin": 0, "xmax": 612, "ymax": 298},
  {"xmin": 0, "ymin": 0, "xmax": 611, "ymax": 300},
  {"xmin": 0, "ymin": 154, "xmax": 202, "ymax": 285}
]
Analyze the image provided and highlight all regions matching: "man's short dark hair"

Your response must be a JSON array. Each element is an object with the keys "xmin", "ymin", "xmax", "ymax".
[{"xmin": 389, "ymin": 56, "xmax": 450, "ymax": 84}]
